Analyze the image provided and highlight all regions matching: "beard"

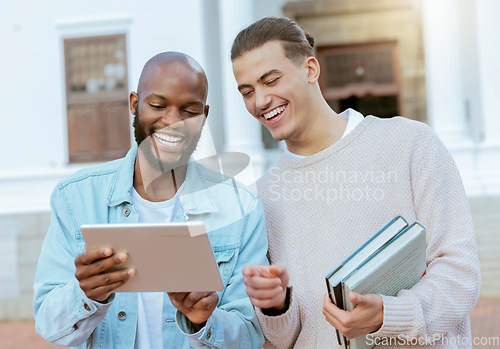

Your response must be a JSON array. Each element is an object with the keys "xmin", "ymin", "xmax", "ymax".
[{"xmin": 133, "ymin": 112, "xmax": 203, "ymax": 172}]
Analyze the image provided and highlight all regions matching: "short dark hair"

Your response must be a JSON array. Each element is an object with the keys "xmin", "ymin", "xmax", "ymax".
[{"xmin": 231, "ymin": 17, "xmax": 315, "ymax": 65}]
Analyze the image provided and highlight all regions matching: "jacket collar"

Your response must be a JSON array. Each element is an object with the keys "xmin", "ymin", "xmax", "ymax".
[
  {"xmin": 107, "ymin": 144, "xmax": 136, "ymax": 207},
  {"xmin": 107, "ymin": 144, "xmax": 219, "ymax": 215}
]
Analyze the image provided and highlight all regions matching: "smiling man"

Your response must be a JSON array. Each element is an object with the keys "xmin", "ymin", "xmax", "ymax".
[
  {"xmin": 33, "ymin": 52, "xmax": 267, "ymax": 348},
  {"xmin": 231, "ymin": 17, "xmax": 480, "ymax": 348}
]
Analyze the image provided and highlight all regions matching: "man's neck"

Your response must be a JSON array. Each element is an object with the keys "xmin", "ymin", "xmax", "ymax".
[
  {"xmin": 285, "ymin": 100, "xmax": 347, "ymax": 156},
  {"xmin": 133, "ymin": 158, "xmax": 187, "ymax": 202}
]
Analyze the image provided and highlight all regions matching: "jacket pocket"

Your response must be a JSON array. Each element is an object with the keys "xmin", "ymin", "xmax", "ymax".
[{"xmin": 214, "ymin": 247, "xmax": 237, "ymax": 287}]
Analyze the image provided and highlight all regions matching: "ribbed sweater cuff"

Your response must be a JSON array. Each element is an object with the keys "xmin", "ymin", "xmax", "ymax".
[
  {"xmin": 372, "ymin": 295, "xmax": 415, "ymax": 337},
  {"xmin": 256, "ymin": 290, "xmax": 299, "ymax": 331}
]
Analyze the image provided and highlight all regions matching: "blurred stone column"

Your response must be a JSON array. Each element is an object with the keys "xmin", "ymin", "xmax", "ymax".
[
  {"xmin": 218, "ymin": 0, "xmax": 266, "ymax": 183},
  {"xmin": 422, "ymin": 0, "xmax": 469, "ymax": 144},
  {"xmin": 475, "ymin": 0, "xmax": 500, "ymax": 144}
]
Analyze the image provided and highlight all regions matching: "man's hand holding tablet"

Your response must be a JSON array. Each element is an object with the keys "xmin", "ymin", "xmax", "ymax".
[
  {"xmin": 74, "ymin": 248, "xmax": 136, "ymax": 302},
  {"xmin": 168, "ymin": 291, "xmax": 219, "ymax": 331}
]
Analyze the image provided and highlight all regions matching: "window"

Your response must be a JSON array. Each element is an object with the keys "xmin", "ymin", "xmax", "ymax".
[
  {"xmin": 64, "ymin": 34, "xmax": 131, "ymax": 163},
  {"xmin": 318, "ymin": 42, "xmax": 401, "ymax": 118}
]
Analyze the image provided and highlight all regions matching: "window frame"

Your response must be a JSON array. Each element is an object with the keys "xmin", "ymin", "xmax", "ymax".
[
  {"xmin": 318, "ymin": 41, "xmax": 402, "ymax": 115},
  {"xmin": 63, "ymin": 33, "xmax": 131, "ymax": 163}
]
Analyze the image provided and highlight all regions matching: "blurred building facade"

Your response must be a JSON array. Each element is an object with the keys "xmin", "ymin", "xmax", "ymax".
[{"xmin": 0, "ymin": 0, "xmax": 498, "ymax": 321}]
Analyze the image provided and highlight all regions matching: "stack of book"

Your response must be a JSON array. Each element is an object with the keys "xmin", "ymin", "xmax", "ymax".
[{"xmin": 325, "ymin": 216, "xmax": 426, "ymax": 349}]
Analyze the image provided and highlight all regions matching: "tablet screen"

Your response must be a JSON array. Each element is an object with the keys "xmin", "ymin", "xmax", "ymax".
[{"xmin": 80, "ymin": 222, "xmax": 224, "ymax": 292}]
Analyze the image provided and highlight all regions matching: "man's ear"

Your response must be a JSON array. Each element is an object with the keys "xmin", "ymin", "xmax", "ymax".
[
  {"xmin": 305, "ymin": 57, "xmax": 320, "ymax": 84},
  {"xmin": 204, "ymin": 105, "xmax": 210, "ymax": 119},
  {"xmin": 130, "ymin": 92, "xmax": 139, "ymax": 115}
]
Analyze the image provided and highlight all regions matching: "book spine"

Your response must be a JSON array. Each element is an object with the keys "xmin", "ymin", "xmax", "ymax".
[{"xmin": 325, "ymin": 277, "xmax": 343, "ymax": 346}]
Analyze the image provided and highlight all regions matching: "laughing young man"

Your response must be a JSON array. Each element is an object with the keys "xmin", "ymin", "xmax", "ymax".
[
  {"xmin": 231, "ymin": 17, "xmax": 480, "ymax": 348},
  {"xmin": 33, "ymin": 52, "xmax": 267, "ymax": 348}
]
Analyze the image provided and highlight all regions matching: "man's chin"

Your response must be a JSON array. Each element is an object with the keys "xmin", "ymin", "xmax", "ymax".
[
  {"xmin": 158, "ymin": 156, "xmax": 191, "ymax": 171},
  {"xmin": 142, "ymin": 153, "xmax": 191, "ymax": 173},
  {"xmin": 268, "ymin": 131, "xmax": 285, "ymax": 142},
  {"xmin": 263, "ymin": 125, "xmax": 286, "ymax": 142},
  {"xmin": 156, "ymin": 145, "xmax": 196, "ymax": 171}
]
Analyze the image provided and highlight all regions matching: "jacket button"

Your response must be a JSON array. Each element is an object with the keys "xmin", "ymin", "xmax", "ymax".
[
  {"xmin": 118, "ymin": 311, "xmax": 127, "ymax": 321},
  {"xmin": 83, "ymin": 303, "xmax": 91, "ymax": 311},
  {"xmin": 206, "ymin": 328, "xmax": 211, "ymax": 339},
  {"xmin": 122, "ymin": 208, "xmax": 130, "ymax": 217}
]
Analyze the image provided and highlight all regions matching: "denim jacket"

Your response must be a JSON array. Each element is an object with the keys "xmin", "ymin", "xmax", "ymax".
[{"xmin": 33, "ymin": 145, "xmax": 267, "ymax": 348}]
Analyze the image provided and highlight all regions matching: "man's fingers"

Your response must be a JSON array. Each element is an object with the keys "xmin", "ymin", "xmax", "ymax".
[
  {"xmin": 79, "ymin": 269, "xmax": 135, "ymax": 295},
  {"xmin": 168, "ymin": 292, "xmax": 188, "ymax": 307},
  {"xmin": 75, "ymin": 248, "xmax": 113, "ymax": 266},
  {"xmin": 242, "ymin": 263, "xmax": 289, "ymax": 311},
  {"xmin": 323, "ymin": 307, "xmax": 344, "ymax": 332},
  {"xmin": 183, "ymin": 292, "xmax": 211, "ymax": 309},
  {"xmin": 80, "ymin": 268, "xmax": 135, "ymax": 289},
  {"xmin": 75, "ymin": 252, "xmax": 128, "ymax": 280},
  {"xmin": 243, "ymin": 264, "xmax": 287, "ymax": 278},
  {"xmin": 348, "ymin": 291, "xmax": 360, "ymax": 305},
  {"xmin": 268, "ymin": 262, "xmax": 287, "ymax": 277},
  {"xmin": 85, "ymin": 281, "xmax": 125, "ymax": 302},
  {"xmin": 169, "ymin": 292, "xmax": 218, "ymax": 310},
  {"xmin": 348, "ymin": 291, "xmax": 376, "ymax": 306},
  {"xmin": 323, "ymin": 293, "xmax": 346, "ymax": 317},
  {"xmin": 242, "ymin": 264, "xmax": 268, "ymax": 277},
  {"xmin": 323, "ymin": 293, "xmax": 367, "ymax": 339},
  {"xmin": 323, "ymin": 294, "xmax": 347, "ymax": 333},
  {"xmin": 243, "ymin": 274, "xmax": 281, "ymax": 289},
  {"xmin": 246, "ymin": 284, "xmax": 283, "ymax": 300}
]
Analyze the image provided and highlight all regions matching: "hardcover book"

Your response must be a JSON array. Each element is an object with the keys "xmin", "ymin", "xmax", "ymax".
[{"xmin": 325, "ymin": 217, "xmax": 426, "ymax": 349}]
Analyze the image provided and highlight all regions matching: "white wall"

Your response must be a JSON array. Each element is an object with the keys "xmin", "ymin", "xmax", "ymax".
[{"xmin": 0, "ymin": 0, "xmax": 208, "ymax": 213}]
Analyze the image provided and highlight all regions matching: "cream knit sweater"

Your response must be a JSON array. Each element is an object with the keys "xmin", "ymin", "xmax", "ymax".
[{"xmin": 255, "ymin": 114, "xmax": 480, "ymax": 348}]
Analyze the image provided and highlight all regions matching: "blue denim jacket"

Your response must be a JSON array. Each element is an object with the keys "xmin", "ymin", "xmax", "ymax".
[{"xmin": 33, "ymin": 145, "xmax": 267, "ymax": 348}]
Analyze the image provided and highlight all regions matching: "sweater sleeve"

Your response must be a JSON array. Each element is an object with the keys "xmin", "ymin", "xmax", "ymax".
[
  {"xmin": 255, "ymin": 287, "xmax": 301, "ymax": 349},
  {"xmin": 372, "ymin": 128, "xmax": 481, "ymax": 339}
]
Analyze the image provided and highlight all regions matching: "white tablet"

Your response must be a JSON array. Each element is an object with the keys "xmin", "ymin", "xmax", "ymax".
[{"xmin": 80, "ymin": 222, "xmax": 224, "ymax": 293}]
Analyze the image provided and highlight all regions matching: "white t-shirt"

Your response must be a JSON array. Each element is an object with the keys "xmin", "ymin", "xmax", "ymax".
[
  {"xmin": 284, "ymin": 108, "xmax": 364, "ymax": 159},
  {"xmin": 131, "ymin": 185, "xmax": 183, "ymax": 349}
]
